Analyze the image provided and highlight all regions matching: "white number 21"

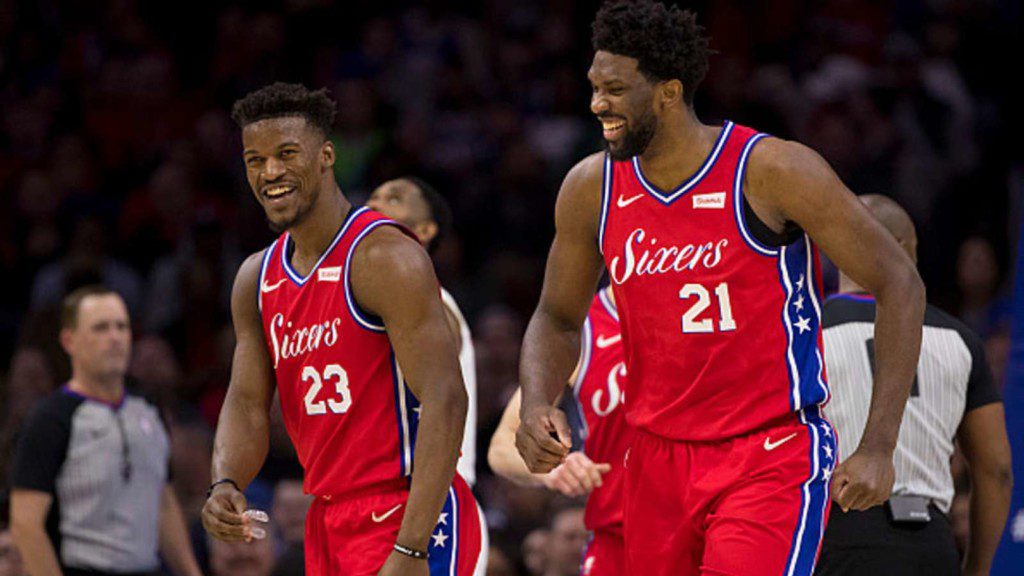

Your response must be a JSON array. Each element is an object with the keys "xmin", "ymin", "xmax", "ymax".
[
  {"xmin": 302, "ymin": 364, "xmax": 352, "ymax": 415},
  {"xmin": 679, "ymin": 282, "xmax": 737, "ymax": 333}
]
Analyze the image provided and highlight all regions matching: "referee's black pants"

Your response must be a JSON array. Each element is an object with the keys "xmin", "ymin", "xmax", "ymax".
[{"xmin": 816, "ymin": 502, "xmax": 960, "ymax": 575}]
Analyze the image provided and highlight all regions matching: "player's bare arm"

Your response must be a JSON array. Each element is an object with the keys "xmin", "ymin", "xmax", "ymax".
[
  {"xmin": 351, "ymin": 225, "xmax": 467, "ymax": 571},
  {"xmin": 203, "ymin": 251, "xmax": 277, "ymax": 542},
  {"xmin": 746, "ymin": 138, "xmax": 926, "ymax": 511},
  {"xmin": 958, "ymin": 402, "xmax": 1013, "ymax": 576},
  {"xmin": 491, "ymin": 372, "xmax": 610, "ymax": 495},
  {"xmin": 517, "ymin": 153, "xmax": 605, "ymax": 473}
]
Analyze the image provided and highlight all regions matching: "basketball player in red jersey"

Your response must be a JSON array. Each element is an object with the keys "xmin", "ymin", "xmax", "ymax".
[
  {"xmin": 490, "ymin": 287, "xmax": 630, "ymax": 575},
  {"xmin": 516, "ymin": 2, "xmax": 926, "ymax": 575},
  {"xmin": 201, "ymin": 84, "xmax": 484, "ymax": 576}
]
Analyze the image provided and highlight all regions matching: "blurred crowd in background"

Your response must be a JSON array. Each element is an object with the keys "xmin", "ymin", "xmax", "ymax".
[{"xmin": 0, "ymin": 0, "xmax": 1021, "ymax": 574}]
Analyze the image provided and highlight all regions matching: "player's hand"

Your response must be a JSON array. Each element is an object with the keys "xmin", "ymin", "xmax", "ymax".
[
  {"xmin": 516, "ymin": 402, "xmax": 572, "ymax": 473},
  {"xmin": 202, "ymin": 483, "xmax": 253, "ymax": 542},
  {"xmin": 541, "ymin": 452, "xmax": 612, "ymax": 497},
  {"xmin": 378, "ymin": 550, "xmax": 429, "ymax": 576},
  {"xmin": 830, "ymin": 447, "xmax": 895, "ymax": 512}
]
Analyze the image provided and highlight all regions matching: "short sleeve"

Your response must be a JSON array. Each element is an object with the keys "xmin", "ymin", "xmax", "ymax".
[
  {"xmin": 10, "ymin": 395, "xmax": 77, "ymax": 494},
  {"xmin": 963, "ymin": 329, "xmax": 1001, "ymax": 412}
]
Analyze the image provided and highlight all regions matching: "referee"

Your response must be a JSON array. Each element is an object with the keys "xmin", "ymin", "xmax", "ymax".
[
  {"xmin": 8, "ymin": 286, "xmax": 202, "ymax": 576},
  {"xmin": 818, "ymin": 195, "xmax": 1013, "ymax": 576}
]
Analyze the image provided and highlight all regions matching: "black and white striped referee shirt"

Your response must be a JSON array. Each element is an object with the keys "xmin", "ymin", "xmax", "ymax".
[
  {"xmin": 822, "ymin": 293, "xmax": 1001, "ymax": 513},
  {"xmin": 10, "ymin": 386, "xmax": 170, "ymax": 573}
]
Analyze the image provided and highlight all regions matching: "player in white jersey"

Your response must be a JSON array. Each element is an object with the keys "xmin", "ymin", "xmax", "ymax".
[{"xmin": 368, "ymin": 177, "xmax": 478, "ymax": 486}]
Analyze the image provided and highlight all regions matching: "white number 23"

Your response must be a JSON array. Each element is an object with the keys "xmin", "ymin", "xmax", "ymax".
[{"xmin": 302, "ymin": 364, "xmax": 352, "ymax": 415}]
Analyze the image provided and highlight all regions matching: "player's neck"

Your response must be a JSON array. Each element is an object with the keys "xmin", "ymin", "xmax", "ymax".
[
  {"xmin": 637, "ymin": 112, "xmax": 718, "ymax": 191},
  {"xmin": 287, "ymin": 182, "xmax": 352, "ymax": 270},
  {"xmin": 68, "ymin": 374, "xmax": 125, "ymax": 405}
]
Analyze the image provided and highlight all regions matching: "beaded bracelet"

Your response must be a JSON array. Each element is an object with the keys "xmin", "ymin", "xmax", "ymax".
[{"xmin": 393, "ymin": 542, "xmax": 428, "ymax": 560}]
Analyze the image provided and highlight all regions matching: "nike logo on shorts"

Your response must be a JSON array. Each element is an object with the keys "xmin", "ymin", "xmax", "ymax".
[
  {"xmin": 763, "ymin": 432, "xmax": 798, "ymax": 451},
  {"xmin": 371, "ymin": 503, "xmax": 403, "ymax": 523}
]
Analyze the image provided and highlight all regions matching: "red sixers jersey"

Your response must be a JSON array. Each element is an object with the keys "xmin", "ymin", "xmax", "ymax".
[
  {"xmin": 599, "ymin": 122, "xmax": 829, "ymax": 441},
  {"xmin": 571, "ymin": 288, "xmax": 632, "ymax": 535},
  {"xmin": 258, "ymin": 207, "xmax": 422, "ymax": 497}
]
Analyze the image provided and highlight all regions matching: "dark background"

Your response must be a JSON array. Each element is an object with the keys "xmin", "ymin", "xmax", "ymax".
[{"xmin": 1, "ymin": 1, "xmax": 1021, "ymax": 574}]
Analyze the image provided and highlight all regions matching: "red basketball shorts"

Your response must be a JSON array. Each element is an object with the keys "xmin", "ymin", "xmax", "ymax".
[
  {"xmin": 624, "ymin": 406, "xmax": 835, "ymax": 576},
  {"xmin": 304, "ymin": 475, "xmax": 486, "ymax": 575},
  {"xmin": 581, "ymin": 528, "xmax": 625, "ymax": 576}
]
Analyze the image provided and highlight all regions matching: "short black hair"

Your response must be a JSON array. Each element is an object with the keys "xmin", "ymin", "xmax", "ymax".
[
  {"xmin": 592, "ymin": 0, "xmax": 711, "ymax": 106},
  {"xmin": 61, "ymin": 285, "xmax": 117, "ymax": 329},
  {"xmin": 231, "ymin": 82, "xmax": 337, "ymax": 136},
  {"xmin": 403, "ymin": 177, "xmax": 453, "ymax": 255}
]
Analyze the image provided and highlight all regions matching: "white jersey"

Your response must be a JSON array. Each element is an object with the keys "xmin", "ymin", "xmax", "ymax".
[
  {"xmin": 441, "ymin": 287, "xmax": 477, "ymax": 486},
  {"xmin": 823, "ymin": 294, "xmax": 1000, "ymax": 512}
]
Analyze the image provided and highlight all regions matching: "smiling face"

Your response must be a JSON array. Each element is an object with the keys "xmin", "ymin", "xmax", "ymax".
[
  {"xmin": 589, "ymin": 50, "xmax": 660, "ymax": 160},
  {"xmin": 242, "ymin": 116, "xmax": 334, "ymax": 233}
]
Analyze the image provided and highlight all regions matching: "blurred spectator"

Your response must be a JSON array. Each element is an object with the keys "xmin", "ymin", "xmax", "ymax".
[
  {"xmin": 29, "ymin": 216, "xmax": 143, "ymax": 315},
  {"xmin": 521, "ymin": 528, "xmax": 548, "ymax": 576},
  {"xmin": 209, "ymin": 532, "xmax": 276, "ymax": 576},
  {"xmin": 168, "ymin": 415, "xmax": 215, "ymax": 526},
  {"xmin": 0, "ymin": 347, "xmax": 56, "ymax": 486},
  {"xmin": 486, "ymin": 547, "xmax": 517, "ymax": 576},
  {"xmin": 0, "ymin": 347, "xmax": 55, "ymax": 431},
  {"xmin": 271, "ymin": 479, "xmax": 311, "ymax": 547},
  {"xmin": 545, "ymin": 507, "xmax": 587, "ymax": 576},
  {"xmin": 129, "ymin": 335, "xmax": 183, "ymax": 409},
  {"xmin": 956, "ymin": 236, "xmax": 1004, "ymax": 335}
]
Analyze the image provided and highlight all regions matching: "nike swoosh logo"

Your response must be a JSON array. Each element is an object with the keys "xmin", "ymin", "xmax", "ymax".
[
  {"xmin": 616, "ymin": 193, "xmax": 644, "ymax": 208},
  {"xmin": 261, "ymin": 278, "xmax": 287, "ymax": 293},
  {"xmin": 371, "ymin": 503, "xmax": 403, "ymax": 523},
  {"xmin": 595, "ymin": 334, "xmax": 621, "ymax": 348},
  {"xmin": 763, "ymin": 432, "xmax": 798, "ymax": 451}
]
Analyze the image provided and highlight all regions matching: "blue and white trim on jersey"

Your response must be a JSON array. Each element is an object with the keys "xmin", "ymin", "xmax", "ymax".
[
  {"xmin": 733, "ymin": 132, "xmax": 778, "ymax": 257},
  {"xmin": 598, "ymin": 153, "xmax": 613, "ymax": 256},
  {"xmin": 777, "ymin": 236, "xmax": 828, "ymax": 411},
  {"xmin": 391, "ymin": 352, "xmax": 419, "ymax": 477},
  {"xmin": 256, "ymin": 239, "xmax": 278, "ymax": 315},
  {"xmin": 630, "ymin": 121, "xmax": 734, "ymax": 205},
  {"xmin": 428, "ymin": 486, "xmax": 460, "ymax": 575},
  {"xmin": 597, "ymin": 287, "xmax": 618, "ymax": 322},
  {"xmin": 784, "ymin": 404, "xmax": 835, "ymax": 576},
  {"xmin": 343, "ymin": 217, "xmax": 396, "ymax": 333},
  {"xmin": 571, "ymin": 318, "xmax": 594, "ymax": 441},
  {"xmin": 281, "ymin": 206, "xmax": 366, "ymax": 286}
]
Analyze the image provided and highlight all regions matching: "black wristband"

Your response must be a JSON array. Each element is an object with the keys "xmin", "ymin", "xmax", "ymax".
[
  {"xmin": 393, "ymin": 542, "xmax": 428, "ymax": 560},
  {"xmin": 206, "ymin": 478, "xmax": 241, "ymax": 499}
]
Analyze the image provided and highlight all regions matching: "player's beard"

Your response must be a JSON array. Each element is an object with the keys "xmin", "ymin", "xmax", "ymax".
[
  {"xmin": 267, "ymin": 188, "xmax": 318, "ymax": 234},
  {"xmin": 606, "ymin": 107, "xmax": 657, "ymax": 161}
]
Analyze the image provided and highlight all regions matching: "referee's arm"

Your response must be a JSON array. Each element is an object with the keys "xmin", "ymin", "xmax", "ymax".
[
  {"xmin": 957, "ymin": 334, "xmax": 1012, "ymax": 576},
  {"xmin": 9, "ymin": 401, "xmax": 68, "ymax": 576},
  {"xmin": 9, "ymin": 490, "xmax": 63, "ymax": 576}
]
